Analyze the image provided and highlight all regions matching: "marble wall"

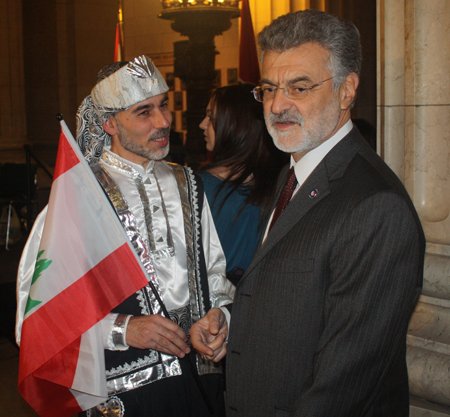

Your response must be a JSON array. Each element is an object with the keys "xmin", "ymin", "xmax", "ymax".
[{"xmin": 378, "ymin": 0, "xmax": 450, "ymax": 414}]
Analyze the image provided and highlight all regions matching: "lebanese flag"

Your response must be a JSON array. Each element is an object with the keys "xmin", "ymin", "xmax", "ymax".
[
  {"xmin": 239, "ymin": 0, "xmax": 260, "ymax": 84},
  {"xmin": 18, "ymin": 121, "xmax": 148, "ymax": 416}
]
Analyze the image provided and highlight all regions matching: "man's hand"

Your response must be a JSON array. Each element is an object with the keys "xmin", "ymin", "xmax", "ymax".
[
  {"xmin": 126, "ymin": 315, "xmax": 190, "ymax": 358},
  {"xmin": 189, "ymin": 308, "xmax": 228, "ymax": 362}
]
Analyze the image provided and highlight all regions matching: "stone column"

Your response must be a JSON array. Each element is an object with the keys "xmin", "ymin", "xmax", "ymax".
[{"xmin": 378, "ymin": 0, "xmax": 450, "ymax": 415}]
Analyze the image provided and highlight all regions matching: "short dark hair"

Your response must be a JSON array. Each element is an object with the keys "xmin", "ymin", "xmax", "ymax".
[{"xmin": 258, "ymin": 9, "xmax": 362, "ymax": 89}]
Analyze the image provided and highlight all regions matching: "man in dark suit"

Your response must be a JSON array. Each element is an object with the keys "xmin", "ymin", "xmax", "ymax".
[{"xmin": 190, "ymin": 9, "xmax": 425, "ymax": 416}]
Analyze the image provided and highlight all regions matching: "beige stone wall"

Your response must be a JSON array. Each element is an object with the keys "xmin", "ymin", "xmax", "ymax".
[{"xmin": 378, "ymin": 0, "xmax": 450, "ymax": 415}]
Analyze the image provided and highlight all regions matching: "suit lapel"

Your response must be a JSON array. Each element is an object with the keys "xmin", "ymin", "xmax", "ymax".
[
  {"xmin": 244, "ymin": 163, "xmax": 330, "ymax": 277},
  {"xmin": 240, "ymin": 127, "xmax": 364, "ymax": 282}
]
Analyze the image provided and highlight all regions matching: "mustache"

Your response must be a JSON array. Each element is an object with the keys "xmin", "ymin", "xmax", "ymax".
[
  {"xmin": 149, "ymin": 128, "xmax": 170, "ymax": 140},
  {"xmin": 267, "ymin": 110, "xmax": 303, "ymax": 126}
]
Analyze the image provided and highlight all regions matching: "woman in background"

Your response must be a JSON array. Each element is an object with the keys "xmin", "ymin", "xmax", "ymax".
[{"xmin": 198, "ymin": 83, "xmax": 288, "ymax": 286}]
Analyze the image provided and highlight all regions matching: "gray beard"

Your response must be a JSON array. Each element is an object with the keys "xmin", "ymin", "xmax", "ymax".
[
  {"xmin": 266, "ymin": 94, "xmax": 341, "ymax": 155},
  {"xmin": 117, "ymin": 123, "xmax": 170, "ymax": 161}
]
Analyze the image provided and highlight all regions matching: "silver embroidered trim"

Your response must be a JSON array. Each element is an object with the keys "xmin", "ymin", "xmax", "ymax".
[
  {"xmin": 152, "ymin": 171, "xmax": 175, "ymax": 258},
  {"xmin": 106, "ymin": 350, "xmax": 159, "ymax": 379},
  {"xmin": 170, "ymin": 165, "xmax": 221, "ymax": 376},
  {"xmin": 103, "ymin": 152, "xmax": 175, "ymax": 260},
  {"xmin": 112, "ymin": 314, "xmax": 130, "ymax": 350},
  {"xmin": 86, "ymin": 395, "xmax": 125, "ymax": 417},
  {"xmin": 107, "ymin": 354, "xmax": 182, "ymax": 395},
  {"xmin": 186, "ymin": 168, "xmax": 206, "ymax": 318},
  {"xmin": 171, "ymin": 164, "xmax": 205, "ymax": 324},
  {"xmin": 92, "ymin": 160, "xmax": 163, "ymax": 318},
  {"xmin": 136, "ymin": 288, "xmax": 151, "ymax": 315}
]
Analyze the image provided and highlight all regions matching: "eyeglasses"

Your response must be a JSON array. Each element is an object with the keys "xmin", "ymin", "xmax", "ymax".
[{"xmin": 252, "ymin": 77, "xmax": 334, "ymax": 102}]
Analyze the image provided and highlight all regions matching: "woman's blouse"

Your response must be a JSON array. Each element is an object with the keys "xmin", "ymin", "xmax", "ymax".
[{"xmin": 199, "ymin": 171, "xmax": 262, "ymax": 285}]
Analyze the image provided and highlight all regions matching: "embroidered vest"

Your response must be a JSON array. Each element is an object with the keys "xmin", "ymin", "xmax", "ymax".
[{"xmin": 91, "ymin": 159, "xmax": 220, "ymax": 397}]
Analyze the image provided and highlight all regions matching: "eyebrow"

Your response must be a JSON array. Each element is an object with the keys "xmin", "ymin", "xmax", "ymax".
[
  {"xmin": 131, "ymin": 103, "xmax": 154, "ymax": 114},
  {"xmin": 288, "ymin": 76, "xmax": 313, "ymax": 85},
  {"xmin": 260, "ymin": 76, "xmax": 313, "ymax": 86},
  {"xmin": 131, "ymin": 94, "xmax": 169, "ymax": 114}
]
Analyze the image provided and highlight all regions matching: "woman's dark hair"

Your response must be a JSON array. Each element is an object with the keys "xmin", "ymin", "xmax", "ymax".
[{"xmin": 200, "ymin": 83, "xmax": 288, "ymax": 223}]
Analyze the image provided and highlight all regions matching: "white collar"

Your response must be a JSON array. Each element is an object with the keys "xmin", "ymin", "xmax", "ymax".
[
  {"xmin": 103, "ymin": 147, "xmax": 156, "ymax": 175},
  {"xmin": 291, "ymin": 120, "xmax": 353, "ymax": 188}
]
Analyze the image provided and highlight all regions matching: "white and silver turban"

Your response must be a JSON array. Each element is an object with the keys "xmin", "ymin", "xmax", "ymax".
[{"xmin": 76, "ymin": 56, "xmax": 169, "ymax": 164}]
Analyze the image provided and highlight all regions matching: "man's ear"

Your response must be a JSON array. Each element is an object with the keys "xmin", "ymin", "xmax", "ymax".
[
  {"xmin": 102, "ymin": 116, "xmax": 118, "ymax": 136},
  {"xmin": 340, "ymin": 72, "xmax": 359, "ymax": 110}
]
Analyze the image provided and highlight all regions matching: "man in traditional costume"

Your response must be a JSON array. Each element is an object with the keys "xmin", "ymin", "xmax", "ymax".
[{"xmin": 16, "ymin": 56, "xmax": 234, "ymax": 416}]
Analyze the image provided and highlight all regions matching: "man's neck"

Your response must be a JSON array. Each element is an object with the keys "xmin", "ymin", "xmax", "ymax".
[
  {"xmin": 110, "ymin": 143, "xmax": 151, "ymax": 168},
  {"xmin": 292, "ymin": 112, "xmax": 351, "ymax": 162}
]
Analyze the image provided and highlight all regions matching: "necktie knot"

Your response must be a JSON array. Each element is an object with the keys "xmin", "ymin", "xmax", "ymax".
[{"xmin": 269, "ymin": 167, "xmax": 298, "ymax": 232}]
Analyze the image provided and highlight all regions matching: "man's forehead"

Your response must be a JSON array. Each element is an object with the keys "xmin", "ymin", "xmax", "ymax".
[
  {"xmin": 126, "ymin": 93, "xmax": 168, "ymax": 113},
  {"xmin": 261, "ymin": 43, "xmax": 330, "ymax": 80}
]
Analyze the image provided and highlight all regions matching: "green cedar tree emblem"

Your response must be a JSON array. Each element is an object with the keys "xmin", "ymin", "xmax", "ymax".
[{"xmin": 25, "ymin": 249, "xmax": 52, "ymax": 314}]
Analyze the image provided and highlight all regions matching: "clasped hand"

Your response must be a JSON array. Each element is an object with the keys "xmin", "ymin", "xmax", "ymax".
[{"xmin": 189, "ymin": 308, "xmax": 228, "ymax": 362}]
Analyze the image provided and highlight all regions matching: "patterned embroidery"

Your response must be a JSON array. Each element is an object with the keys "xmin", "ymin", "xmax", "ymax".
[
  {"xmin": 92, "ymin": 160, "xmax": 222, "ymax": 391},
  {"xmin": 136, "ymin": 288, "xmax": 151, "ymax": 316},
  {"xmin": 168, "ymin": 305, "xmax": 192, "ymax": 336},
  {"xmin": 106, "ymin": 350, "xmax": 159, "ymax": 379}
]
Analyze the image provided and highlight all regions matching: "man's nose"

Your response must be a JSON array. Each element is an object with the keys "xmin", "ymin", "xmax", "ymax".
[
  {"xmin": 270, "ymin": 88, "xmax": 293, "ymax": 115},
  {"xmin": 154, "ymin": 109, "xmax": 170, "ymax": 128}
]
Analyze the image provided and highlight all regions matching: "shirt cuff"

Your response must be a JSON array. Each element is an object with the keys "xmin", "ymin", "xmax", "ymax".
[{"xmin": 220, "ymin": 306, "xmax": 231, "ymax": 335}]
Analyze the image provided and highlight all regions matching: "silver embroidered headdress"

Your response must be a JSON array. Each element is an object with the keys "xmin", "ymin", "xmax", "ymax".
[{"xmin": 76, "ymin": 56, "xmax": 169, "ymax": 164}]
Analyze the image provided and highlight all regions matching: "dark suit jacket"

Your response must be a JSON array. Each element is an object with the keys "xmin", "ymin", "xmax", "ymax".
[{"xmin": 226, "ymin": 127, "xmax": 425, "ymax": 417}]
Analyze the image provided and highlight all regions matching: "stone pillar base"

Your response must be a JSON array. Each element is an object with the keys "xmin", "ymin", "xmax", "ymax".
[{"xmin": 411, "ymin": 396, "xmax": 450, "ymax": 417}]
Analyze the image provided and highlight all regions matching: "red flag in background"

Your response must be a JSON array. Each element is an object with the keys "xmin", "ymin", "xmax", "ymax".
[
  {"xmin": 114, "ymin": 22, "xmax": 122, "ymax": 62},
  {"xmin": 239, "ymin": 0, "xmax": 260, "ymax": 84}
]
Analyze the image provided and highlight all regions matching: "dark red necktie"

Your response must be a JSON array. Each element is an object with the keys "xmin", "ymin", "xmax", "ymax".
[{"xmin": 269, "ymin": 167, "xmax": 298, "ymax": 232}]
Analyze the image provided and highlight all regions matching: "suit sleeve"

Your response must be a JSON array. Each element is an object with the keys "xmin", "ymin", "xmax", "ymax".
[{"xmin": 294, "ymin": 190, "xmax": 424, "ymax": 416}]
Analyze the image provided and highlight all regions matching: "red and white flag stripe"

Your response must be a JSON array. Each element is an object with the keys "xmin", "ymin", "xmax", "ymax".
[{"xmin": 18, "ymin": 121, "xmax": 148, "ymax": 416}]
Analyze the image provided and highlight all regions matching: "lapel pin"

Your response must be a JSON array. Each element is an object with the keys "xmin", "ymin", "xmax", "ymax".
[{"xmin": 309, "ymin": 189, "xmax": 319, "ymax": 198}]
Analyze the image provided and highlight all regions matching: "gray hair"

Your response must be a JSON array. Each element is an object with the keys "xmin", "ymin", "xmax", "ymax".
[{"xmin": 258, "ymin": 9, "xmax": 361, "ymax": 90}]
